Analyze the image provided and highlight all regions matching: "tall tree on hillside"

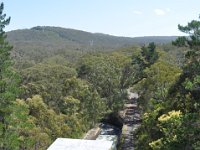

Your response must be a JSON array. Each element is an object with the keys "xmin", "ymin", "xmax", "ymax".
[
  {"xmin": 131, "ymin": 42, "xmax": 159, "ymax": 85},
  {"xmin": 170, "ymin": 15, "xmax": 200, "ymax": 112},
  {"xmin": 147, "ymin": 15, "xmax": 200, "ymax": 150},
  {"xmin": 0, "ymin": 2, "xmax": 21, "ymax": 149}
]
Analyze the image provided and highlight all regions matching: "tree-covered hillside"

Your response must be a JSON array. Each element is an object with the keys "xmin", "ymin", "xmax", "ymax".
[
  {"xmin": 2, "ymin": 1, "xmax": 200, "ymax": 149},
  {"xmin": 7, "ymin": 26, "xmax": 178, "ymax": 48},
  {"xmin": 7, "ymin": 26, "xmax": 177, "ymax": 69}
]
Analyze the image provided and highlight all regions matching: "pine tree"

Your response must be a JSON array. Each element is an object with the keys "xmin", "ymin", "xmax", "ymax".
[
  {"xmin": 0, "ymin": 2, "xmax": 21, "ymax": 149},
  {"xmin": 147, "ymin": 15, "xmax": 200, "ymax": 150}
]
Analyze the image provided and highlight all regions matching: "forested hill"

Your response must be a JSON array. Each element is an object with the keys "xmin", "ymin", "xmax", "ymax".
[
  {"xmin": 7, "ymin": 26, "xmax": 177, "ymax": 50},
  {"xmin": 7, "ymin": 26, "xmax": 177, "ymax": 68},
  {"xmin": 7, "ymin": 26, "xmax": 176, "ymax": 48}
]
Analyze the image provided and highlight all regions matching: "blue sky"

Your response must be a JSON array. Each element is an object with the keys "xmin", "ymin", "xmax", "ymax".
[{"xmin": 3, "ymin": 0, "xmax": 200, "ymax": 37}]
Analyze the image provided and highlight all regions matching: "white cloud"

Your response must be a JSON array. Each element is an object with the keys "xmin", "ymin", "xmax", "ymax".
[
  {"xmin": 133, "ymin": 10, "xmax": 142, "ymax": 15},
  {"xmin": 154, "ymin": 9, "xmax": 166, "ymax": 16}
]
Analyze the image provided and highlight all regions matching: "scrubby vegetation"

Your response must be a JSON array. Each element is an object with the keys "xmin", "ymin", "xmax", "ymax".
[
  {"xmin": 1, "ymin": 1, "xmax": 200, "ymax": 149},
  {"xmin": 135, "ymin": 16, "xmax": 200, "ymax": 150}
]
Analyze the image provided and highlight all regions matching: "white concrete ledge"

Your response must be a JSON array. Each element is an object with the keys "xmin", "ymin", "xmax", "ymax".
[{"xmin": 48, "ymin": 138, "xmax": 113, "ymax": 150}]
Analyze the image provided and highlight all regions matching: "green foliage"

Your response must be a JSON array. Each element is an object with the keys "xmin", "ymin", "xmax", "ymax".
[
  {"xmin": 7, "ymin": 26, "xmax": 178, "ymax": 69},
  {"xmin": 21, "ymin": 63, "xmax": 77, "ymax": 108},
  {"xmin": 0, "ymin": 2, "xmax": 13, "ymax": 111},
  {"xmin": 0, "ymin": 3, "xmax": 24, "ymax": 149},
  {"xmin": 4, "ymin": 99, "xmax": 36, "ymax": 149},
  {"xmin": 135, "ymin": 60, "xmax": 181, "ymax": 109},
  {"xmin": 21, "ymin": 62, "xmax": 105, "ymax": 127},
  {"xmin": 149, "ymin": 110, "xmax": 183, "ymax": 150},
  {"xmin": 19, "ymin": 62, "xmax": 108, "ymax": 148},
  {"xmin": 141, "ymin": 42, "xmax": 158, "ymax": 66},
  {"xmin": 136, "ymin": 106, "xmax": 163, "ymax": 150},
  {"xmin": 26, "ymin": 95, "xmax": 70, "ymax": 142},
  {"xmin": 149, "ymin": 111, "xmax": 200, "ymax": 150},
  {"xmin": 136, "ymin": 15, "xmax": 200, "ymax": 150},
  {"xmin": 131, "ymin": 43, "xmax": 159, "ymax": 88},
  {"xmin": 77, "ymin": 53, "xmax": 130, "ymax": 112},
  {"xmin": 172, "ymin": 17, "xmax": 200, "ymax": 63},
  {"xmin": 168, "ymin": 16, "xmax": 200, "ymax": 112},
  {"xmin": 166, "ymin": 18, "xmax": 200, "ymax": 148},
  {"xmin": 1, "ymin": 2, "xmax": 193, "ymax": 149},
  {"xmin": 63, "ymin": 77, "xmax": 106, "ymax": 127},
  {"xmin": 132, "ymin": 42, "xmax": 158, "ymax": 68},
  {"xmin": 159, "ymin": 44, "xmax": 185, "ymax": 68}
]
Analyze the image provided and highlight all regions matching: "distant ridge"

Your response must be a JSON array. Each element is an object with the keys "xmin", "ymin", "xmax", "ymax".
[
  {"xmin": 6, "ymin": 26, "xmax": 178, "ymax": 64},
  {"xmin": 7, "ymin": 26, "xmax": 178, "ymax": 47}
]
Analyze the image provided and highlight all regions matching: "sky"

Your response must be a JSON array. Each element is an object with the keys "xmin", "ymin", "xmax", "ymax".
[{"xmin": 3, "ymin": 0, "xmax": 200, "ymax": 37}]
